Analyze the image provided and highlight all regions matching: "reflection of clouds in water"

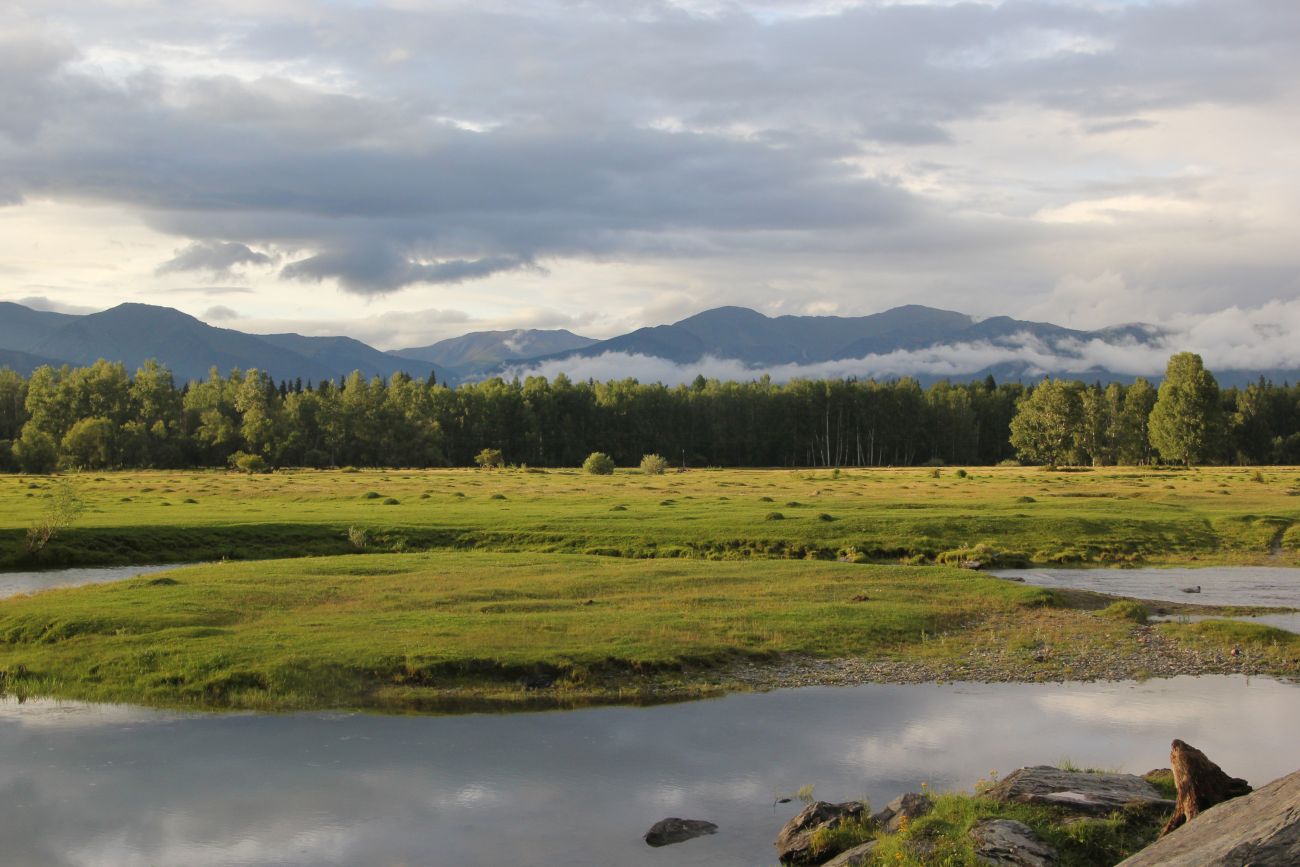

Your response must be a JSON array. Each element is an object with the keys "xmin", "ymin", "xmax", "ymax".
[
  {"xmin": 1032, "ymin": 689, "xmax": 1207, "ymax": 728},
  {"xmin": 3, "ymin": 678, "xmax": 1300, "ymax": 866},
  {"xmin": 0, "ymin": 697, "xmax": 189, "ymax": 729},
  {"xmin": 643, "ymin": 776, "xmax": 768, "ymax": 811}
]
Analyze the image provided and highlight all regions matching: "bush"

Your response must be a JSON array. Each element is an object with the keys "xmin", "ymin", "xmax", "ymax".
[
  {"xmin": 582, "ymin": 452, "xmax": 615, "ymax": 475},
  {"xmin": 474, "ymin": 448, "xmax": 505, "ymax": 470},
  {"xmin": 228, "ymin": 451, "xmax": 269, "ymax": 474},
  {"xmin": 955, "ymin": 468, "xmax": 968, "ymax": 478},
  {"xmin": 765, "ymin": 511, "xmax": 785, "ymax": 521},
  {"xmin": 1099, "ymin": 600, "xmax": 1149, "ymax": 624},
  {"xmin": 639, "ymin": 453, "xmax": 669, "ymax": 475}
]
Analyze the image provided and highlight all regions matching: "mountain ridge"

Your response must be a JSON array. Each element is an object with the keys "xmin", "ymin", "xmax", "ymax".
[{"xmin": 0, "ymin": 299, "xmax": 1289, "ymax": 387}]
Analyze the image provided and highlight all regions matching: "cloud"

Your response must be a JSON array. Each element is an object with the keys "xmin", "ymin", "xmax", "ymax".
[
  {"xmin": 501, "ymin": 299, "xmax": 1300, "ymax": 384},
  {"xmin": 11, "ymin": 295, "xmax": 99, "ymax": 314},
  {"xmin": 201, "ymin": 305, "xmax": 240, "ymax": 321},
  {"xmin": 280, "ymin": 244, "xmax": 533, "ymax": 295},
  {"xmin": 156, "ymin": 241, "xmax": 274, "ymax": 277},
  {"xmin": 156, "ymin": 286, "xmax": 256, "ymax": 296},
  {"xmin": 2, "ymin": 0, "xmax": 1300, "ymax": 317}
]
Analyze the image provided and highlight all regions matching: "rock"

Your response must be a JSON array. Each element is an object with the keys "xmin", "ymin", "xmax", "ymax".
[
  {"xmin": 643, "ymin": 817, "xmax": 718, "ymax": 847},
  {"xmin": 1160, "ymin": 739, "xmax": 1252, "ymax": 836},
  {"xmin": 970, "ymin": 819, "xmax": 1058, "ymax": 866},
  {"xmin": 982, "ymin": 765, "xmax": 1174, "ymax": 816},
  {"xmin": 821, "ymin": 840, "xmax": 879, "ymax": 867},
  {"xmin": 871, "ymin": 792, "xmax": 933, "ymax": 832},
  {"xmin": 775, "ymin": 800, "xmax": 867, "ymax": 864},
  {"xmin": 1118, "ymin": 767, "xmax": 1300, "ymax": 866}
]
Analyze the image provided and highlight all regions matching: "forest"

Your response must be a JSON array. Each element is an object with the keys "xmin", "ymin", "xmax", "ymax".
[{"xmin": 1, "ymin": 353, "xmax": 1298, "ymax": 472}]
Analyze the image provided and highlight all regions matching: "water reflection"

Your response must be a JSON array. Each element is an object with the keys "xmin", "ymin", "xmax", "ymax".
[
  {"xmin": 2, "ymin": 676, "xmax": 1298, "ymax": 866},
  {"xmin": 995, "ymin": 566, "xmax": 1300, "ymax": 632},
  {"xmin": 0, "ymin": 564, "xmax": 185, "ymax": 599}
]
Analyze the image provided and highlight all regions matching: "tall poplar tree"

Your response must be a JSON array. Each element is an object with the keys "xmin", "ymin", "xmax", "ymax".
[{"xmin": 1149, "ymin": 352, "xmax": 1224, "ymax": 465}]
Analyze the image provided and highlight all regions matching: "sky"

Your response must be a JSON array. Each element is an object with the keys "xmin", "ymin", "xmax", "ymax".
[{"xmin": 2, "ymin": 0, "xmax": 1299, "ymax": 355}]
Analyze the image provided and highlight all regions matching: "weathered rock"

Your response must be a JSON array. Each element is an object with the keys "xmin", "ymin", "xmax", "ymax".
[
  {"xmin": 775, "ymin": 800, "xmax": 867, "ymax": 864},
  {"xmin": 982, "ymin": 765, "xmax": 1174, "ymax": 816},
  {"xmin": 1161, "ymin": 739, "xmax": 1252, "ymax": 836},
  {"xmin": 821, "ymin": 840, "xmax": 879, "ymax": 867},
  {"xmin": 970, "ymin": 819, "xmax": 1059, "ymax": 866},
  {"xmin": 643, "ymin": 817, "xmax": 718, "ymax": 847},
  {"xmin": 1118, "ymin": 767, "xmax": 1300, "ymax": 866},
  {"xmin": 871, "ymin": 792, "xmax": 933, "ymax": 832}
]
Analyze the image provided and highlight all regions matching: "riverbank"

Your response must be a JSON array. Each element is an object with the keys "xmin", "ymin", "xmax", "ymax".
[{"xmin": 0, "ymin": 554, "xmax": 1294, "ymax": 712}]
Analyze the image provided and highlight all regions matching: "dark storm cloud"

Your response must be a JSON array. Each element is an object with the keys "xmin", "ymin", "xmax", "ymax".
[
  {"xmin": 4, "ymin": 0, "xmax": 1300, "ymax": 299},
  {"xmin": 156, "ymin": 241, "xmax": 274, "ymax": 276},
  {"xmin": 280, "ymin": 244, "xmax": 531, "ymax": 293}
]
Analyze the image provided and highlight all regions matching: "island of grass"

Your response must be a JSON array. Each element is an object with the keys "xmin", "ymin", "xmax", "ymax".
[
  {"xmin": 2, "ymin": 466, "xmax": 1298, "ymax": 571},
  {"xmin": 0, "ymin": 553, "xmax": 1295, "ymax": 711}
]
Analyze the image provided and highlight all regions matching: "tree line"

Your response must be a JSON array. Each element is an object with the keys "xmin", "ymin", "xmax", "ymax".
[{"xmin": 0, "ymin": 352, "xmax": 1298, "ymax": 472}]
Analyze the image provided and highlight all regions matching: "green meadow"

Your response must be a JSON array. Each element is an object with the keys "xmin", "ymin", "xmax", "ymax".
[
  {"xmin": 0, "ymin": 465, "xmax": 1298, "ymax": 710},
  {"xmin": 3, "ymin": 465, "xmax": 1299, "ymax": 569}
]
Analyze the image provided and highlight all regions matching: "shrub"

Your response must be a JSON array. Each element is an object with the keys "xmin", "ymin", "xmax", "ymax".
[
  {"xmin": 474, "ymin": 448, "xmax": 505, "ymax": 470},
  {"xmin": 818, "ymin": 513, "xmax": 835, "ymax": 522},
  {"xmin": 930, "ymin": 468, "xmax": 942, "ymax": 479},
  {"xmin": 347, "ymin": 526, "xmax": 367, "ymax": 549},
  {"xmin": 382, "ymin": 497, "xmax": 400, "ymax": 505},
  {"xmin": 489, "ymin": 493, "xmax": 507, "ymax": 500},
  {"xmin": 955, "ymin": 468, "xmax": 968, "ymax": 478},
  {"xmin": 1099, "ymin": 600, "xmax": 1149, "ymax": 624},
  {"xmin": 362, "ymin": 491, "xmax": 382, "ymax": 499},
  {"xmin": 765, "ymin": 511, "xmax": 785, "ymax": 521},
  {"xmin": 24, "ymin": 479, "xmax": 85, "ymax": 556},
  {"xmin": 1015, "ymin": 495, "xmax": 1036, "ymax": 503},
  {"xmin": 639, "ymin": 453, "xmax": 669, "ymax": 475},
  {"xmin": 228, "ymin": 451, "xmax": 269, "ymax": 474},
  {"xmin": 582, "ymin": 452, "xmax": 615, "ymax": 475}
]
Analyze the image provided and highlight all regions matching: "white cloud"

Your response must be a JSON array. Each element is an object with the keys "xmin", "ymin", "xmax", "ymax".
[{"xmin": 502, "ymin": 299, "xmax": 1300, "ymax": 383}]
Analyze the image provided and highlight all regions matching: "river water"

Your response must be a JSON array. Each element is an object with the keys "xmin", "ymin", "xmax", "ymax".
[
  {"xmin": 2, "ymin": 566, "xmax": 1299, "ymax": 865},
  {"xmin": 0, "ymin": 563, "xmax": 183, "ymax": 599},
  {"xmin": 2, "ymin": 677, "xmax": 1299, "ymax": 867},
  {"xmin": 994, "ymin": 566, "xmax": 1300, "ymax": 633}
]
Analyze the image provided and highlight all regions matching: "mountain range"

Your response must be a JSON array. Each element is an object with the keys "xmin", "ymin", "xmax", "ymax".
[{"xmin": 0, "ymin": 299, "xmax": 1285, "ymax": 387}]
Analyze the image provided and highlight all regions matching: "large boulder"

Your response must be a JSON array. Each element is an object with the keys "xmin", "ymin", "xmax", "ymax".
[
  {"xmin": 643, "ymin": 817, "xmax": 717, "ymax": 847},
  {"xmin": 871, "ymin": 792, "xmax": 933, "ymax": 833},
  {"xmin": 1161, "ymin": 739, "xmax": 1252, "ymax": 835},
  {"xmin": 1118, "ymin": 767, "xmax": 1300, "ymax": 866},
  {"xmin": 982, "ymin": 766, "xmax": 1174, "ymax": 816},
  {"xmin": 821, "ymin": 840, "xmax": 879, "ymax": 867},
  {"xmin": 970, "ymin": 819, "xmax": 1058, "ymax": 866},
  {"xmin": 775, "ymin": 800, "xmax": 867, "ymax": 864}
]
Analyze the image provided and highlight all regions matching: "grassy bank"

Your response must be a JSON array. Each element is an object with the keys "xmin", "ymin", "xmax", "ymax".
[
  {"xmin": 0, "ymin": 553, "xmax": 1295, "ymax": 711},
  {"xmin": 817, "ymin": 770, "xmax": 1178, "ymax": 866},
  {"xmin": 3, "ymin": 465, "xmax": 1299, "ymax": 569}
]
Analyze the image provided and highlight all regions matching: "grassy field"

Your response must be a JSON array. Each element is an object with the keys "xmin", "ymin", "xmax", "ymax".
[
  {"xmin": 2, "ymin": 465, "xmax": 1299, "ymax": 569},
  {"xmin": 0, "ymin": 553, "xmax": 1042, "ymax": 709},
  {"xmin": 0, "ymin": 550, "xmax": 1295, "ymax": 711},
  {"xmin": 1, "ymin": 466, "xmax": 1297, "ymax": 711}
]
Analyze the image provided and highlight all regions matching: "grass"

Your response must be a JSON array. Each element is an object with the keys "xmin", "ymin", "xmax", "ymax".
[
  {"xmin": 1, "ymin": 465, "xmax": 1299, "ymax": 569},
  {"xmin": 857, "ymin": 790, "xmax": 1170, "ymax": 866},
  {"xmin": 0, "ymin": 551, "xmax": 1128, "ymax": 711}
]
